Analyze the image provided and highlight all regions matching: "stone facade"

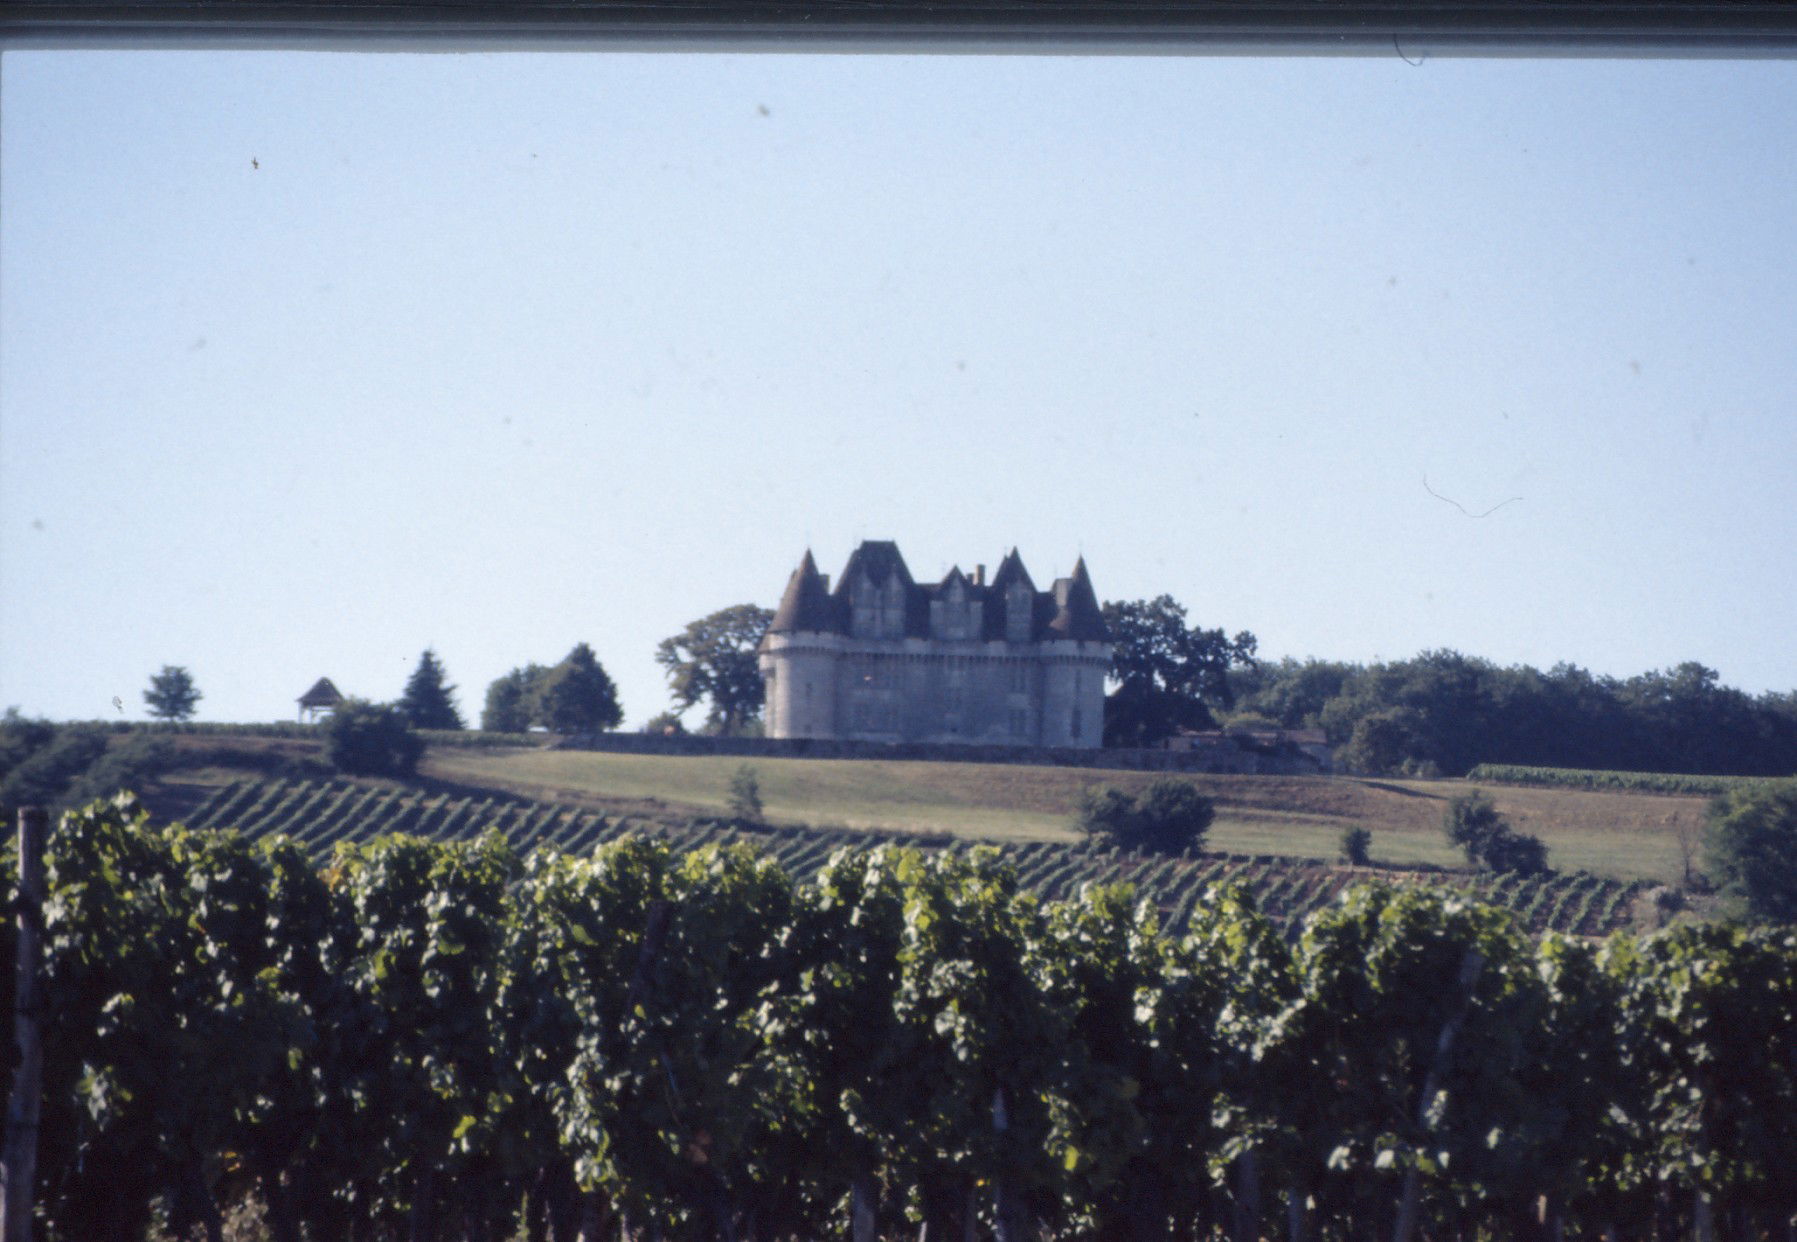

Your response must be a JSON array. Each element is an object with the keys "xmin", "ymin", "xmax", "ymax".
[{"xmin": 757, "ymin": 542, "xmax": 1111, "ymax": 748}]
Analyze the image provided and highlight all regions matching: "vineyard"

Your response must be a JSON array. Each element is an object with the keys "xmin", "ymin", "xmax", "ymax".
[
  {"xmin": 1464, "ymin": 764, "xmax": 1795, "ymax": 797},
  {"xmin": 184, "ymin": 778, "xmax": 1650, "ymax": 936},
  {"xmin": 18, "ymin": 796, "xmax": 1797, "ymax": 1242}
]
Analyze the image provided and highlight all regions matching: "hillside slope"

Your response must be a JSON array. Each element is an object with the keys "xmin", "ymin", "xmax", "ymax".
[{"xmin": 182, "ymin": 776, "xmax": 1652, "ymax": 938}]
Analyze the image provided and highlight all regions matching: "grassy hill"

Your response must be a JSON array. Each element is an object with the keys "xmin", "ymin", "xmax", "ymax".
[{"xmin": 141, "ymin": 733, "xmax": 1706, "ymax": 885}]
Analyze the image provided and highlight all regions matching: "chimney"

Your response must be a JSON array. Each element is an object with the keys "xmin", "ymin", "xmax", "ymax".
[{"xmin": 974, "ymin": 564, "xmax": 986, "ymax": 586}]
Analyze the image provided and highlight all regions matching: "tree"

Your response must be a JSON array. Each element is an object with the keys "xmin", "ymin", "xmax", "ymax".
[
  {"xmin": 537, "ymin": 644, "xmax": 622, "ymax": 734},
  {"xmin": 143, "ymin": 665, "xmax": 202, "ymax": 721},
  {"xmin": 481, "ymin": 664, "xmax": 549, "ymax": 733},
  {"xmin": 1705, "ymin": 782, "xmax": 1797, "ymax": 923},
  {"xmin": 1340, "ymin": 825, "xmax": 1373, "ymax": 866},
  {"xmin": 398, "ymin": 649, "xmax": 463, "ymax": 730},
  {"xmin": 1443, "ymin": 790, "xmax": 1548, "ymax": 875},
  {"xmin": 325, "ymin": 699, "xmax": 424, "ymax": 777},
  {"xmin": 1074, "ymin": 779, "xmax": 1214, "ymax": 855},
  {"xmin": 1100, "ymin": 596, "xmax": 1257, "ymax": 748},
  {"xmin": 727, "ymin": 764, "xmax": 764, "ymax": 822},
  {"xmin": 1336, "ymin": 706, "xmax": 1424, "ymax": 776},
  {"xmin": 654, "ymin": 604, "xmax": 774, "ymax": 735}
]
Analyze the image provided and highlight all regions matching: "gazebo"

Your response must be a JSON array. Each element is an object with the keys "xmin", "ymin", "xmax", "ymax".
[{"xmin": 297, "ymin": 677, "xmax": 345, "ymax": 723}]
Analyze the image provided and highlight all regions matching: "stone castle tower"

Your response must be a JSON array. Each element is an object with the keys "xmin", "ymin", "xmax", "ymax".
[{"xmin": 757, "ymin": 542, "xmax": 1111, "ymax": 748}]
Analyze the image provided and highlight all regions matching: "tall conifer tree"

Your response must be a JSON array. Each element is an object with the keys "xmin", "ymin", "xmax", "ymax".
[{"xmin": 399, "ymin": 648, "xmax": 464, "ymax": 730}]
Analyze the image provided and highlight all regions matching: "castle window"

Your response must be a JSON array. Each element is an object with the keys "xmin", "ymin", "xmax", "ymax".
[{"xmin": 1071, "ymin": 708, "xmax": 1082, "ymax": 741}]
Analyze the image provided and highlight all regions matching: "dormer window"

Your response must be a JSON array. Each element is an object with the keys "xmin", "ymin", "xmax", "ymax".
[{"xmin": 1006, "ymin": 583, "xmax": 1033, "ymax": 642}]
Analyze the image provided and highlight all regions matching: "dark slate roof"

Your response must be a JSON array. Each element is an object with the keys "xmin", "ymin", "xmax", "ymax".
[
  {"xmin": 1046, "ymin": 557, "xmax": 1110, "ymax": 641},
  {"xmin": 766, "ymin": 542, "xmax": 1107, "ymax": 644},
  {"xmin": 767, "ymin": 549, "xmax": 841, "ymax": 635},
  {"xmin": 837, "ymin": 540, "xmax": 915, "ymax": 592},
  {"xmin": 988, "ymin": 548, "xmax": 1035, "ymax": 594},
  {"xmin": 298, "ymin": 676, "xmax": 344, "ymax": 706}
]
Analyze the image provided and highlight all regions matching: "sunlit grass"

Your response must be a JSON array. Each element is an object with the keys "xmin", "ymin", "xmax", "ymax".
[{"xmin": 420, "ymin": 747, "xmax": 1705, "ymax": 883}]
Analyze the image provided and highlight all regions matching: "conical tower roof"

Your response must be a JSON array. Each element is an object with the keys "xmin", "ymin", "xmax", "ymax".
[
  {"xmin": 1047, "ymin": 556, "xmax": 1108, "ymax": 641},
  {"xmin": 988, "ymin": 547, "xmax": 1036, "ymax": 593},
  {"xmin": 767, "ymin": 550, "xmax": 841, "ymax": 635}
]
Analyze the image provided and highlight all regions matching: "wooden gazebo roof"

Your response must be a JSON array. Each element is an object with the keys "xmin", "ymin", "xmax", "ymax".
[{"xmin": 297, "ymin": 677, "xmax": 345, "ymax": 708}]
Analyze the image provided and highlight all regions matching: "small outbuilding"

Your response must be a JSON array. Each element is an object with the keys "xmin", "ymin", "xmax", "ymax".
[{"xmin": 297, "ymin": 677, "xmax": 345, "ymax": 723}]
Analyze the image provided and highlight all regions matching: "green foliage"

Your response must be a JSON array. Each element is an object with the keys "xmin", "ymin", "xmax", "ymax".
[
  {"xmin": 1340, "ymin": 825, "xmax": 1372, "ymax": 866},
  {"xmin": 1466, "ymin": 764, "xmax": 1782, "ymax": 795},
  {"xmin": 184, "ymin": 777, "xmax": 1646, "ymax": 938},
  {"xmin": 1705, "ymin": 782, "xmax": 1797, "ymax": 923},
  {"xmin": 654, "ymin": 603, "xmax": 774, "ymax": 736},
  {"xmin": 642, "ymin": 710, "xmax": 689, "ymax": 736},
  {"xmin": 1444, "ymin": 790, "xmax": 1549, "ymax": 875},
  {"xmin": 33, "ymin": 802, "xmax": 1794, "ymax": 1242},
  {"xmin": 727, "ymin": 763, "xmax": 764, "ymax": 821},
  {"xmin": 398, "ymin": 647, "xmax": 464, "ymax": 730},
  {"xmin": 1074, "ymin": 779, "xmax": 1214, "ymax": 855},
  {"xmin": 0, "ymin": 707, "xmax": 57, "ymax": 769},
  {"xmin": 1100, "ymin": 595, "xmax": 1258, "ymax": 747},
  {"xmin": 1252, "ymin": 651, "xmax": 1797, "ymax": 779},
  {"xmin": 325, "ymin": 698, "xmax": 425, "ymax": 777},
  {"xmin": 0, "ymin": 721, "xmax": 108, "ymax": 812},
  {"xmin": 143, "ymin": 663, "xmax": 202, "ymax": 721},
  {"xmin": 481, "ymin": 662, "xmax": 549, "ymax": 733},
  {"xmin": 538, "ymin": 643, "xmax": 624, "ymax": 734},
  {"xmin": 62, "ymin": 733, "xmax": 177, "ymax": 805},
  {"xmin": 480, "ymin": 647, "xmax": 622, "ymax": 734},
  {"xmin": 1337, "ymin": 706, "xmax": 1425, "ymax": 776}
]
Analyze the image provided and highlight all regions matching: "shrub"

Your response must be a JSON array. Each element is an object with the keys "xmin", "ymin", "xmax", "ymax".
[
  {"xmin": 1074, "ymin": 779, "xmax": 1213, "ymax": 855},
  {"xmin": 1443, "ymin": 790, "xmax": 1548, "ymax": 875},
  {"xmin": 1340, "ymin": 825, "xmax": 1372, "ymax": 866},
  {"xmin": 728, "ymin": 764, "xmax": 764, "ymax": 822},
  {"xmin": 326, "ymin": 700, "xmax": 424, "ymax": 778},
  {"xmin": 1705, "ymin": 782, "xmax": 1797, "ymax": 923}
]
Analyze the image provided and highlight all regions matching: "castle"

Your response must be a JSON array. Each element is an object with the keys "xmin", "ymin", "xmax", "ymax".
[{"xmin": 757, "ymin": 542, "xmax": 1111, "ymax": 748}]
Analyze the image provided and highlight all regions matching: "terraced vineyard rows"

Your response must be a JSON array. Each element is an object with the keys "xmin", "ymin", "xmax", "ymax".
[
  {"xmin": 182, "ymin": 778, "xmax": 1649, "ymax": 936},
  {"xmin": 1464, "ymin": 763, "xmax": 1792, "ymax": 796}
]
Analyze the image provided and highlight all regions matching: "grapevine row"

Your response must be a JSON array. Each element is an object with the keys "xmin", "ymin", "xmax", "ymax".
[
  {"xmin": 182, "ymin": 779, "xmax": 1645, "ymax": 936},
  {"xmin": 25, "ymin": 797, "xmax": 1797, "ymax": 1242}
]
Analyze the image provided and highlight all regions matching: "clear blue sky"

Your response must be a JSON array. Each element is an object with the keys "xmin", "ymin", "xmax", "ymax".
[{"xmin": 3, "ymin": 50, "xmax": 1795, "ymax": 727}]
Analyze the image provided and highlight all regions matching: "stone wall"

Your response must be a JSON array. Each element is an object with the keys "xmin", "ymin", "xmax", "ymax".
[{"xmin": 555, "ymin": 730, "xmax": 1327, "ymax": 775}]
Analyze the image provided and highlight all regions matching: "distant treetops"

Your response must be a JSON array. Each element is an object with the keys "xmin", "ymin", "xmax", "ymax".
[{"xmin": 479, "ymin": 644, "xmax": 623, "ymax": 735}]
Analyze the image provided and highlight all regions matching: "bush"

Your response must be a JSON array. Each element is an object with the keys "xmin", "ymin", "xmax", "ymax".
[
  {"xmin": 727, "ymin": 764, "xmax": 764, "ymax": 822},
  {"xmin": 1340, "ymin": 825, "xmax": 1372, "ymax": 866},
  {"xmin": 1443, "ymin": 790, "xmax": 1548, "ymax": 875},
  {"xmin": 1705, "ymin": 783, "xmax": 1797, "ymax": 923},
  {"xmin": 1074, "ymin": 779, "xmax": 1214, "ymax": 855},
  {"xmin": 326, "ymin": 700, "xmax": 424, "ymax": 778}
]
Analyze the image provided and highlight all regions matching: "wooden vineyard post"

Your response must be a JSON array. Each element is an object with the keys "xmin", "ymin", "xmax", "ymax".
[{"xmin": 1, "ymin": 808, "xmax": 47, "ymax": 1242}]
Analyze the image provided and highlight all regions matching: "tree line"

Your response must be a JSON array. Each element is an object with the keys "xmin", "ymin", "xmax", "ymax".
[
  {"xmin": 1227, "ymin": 652, "xmax": 1797, "ymax": 778},
  {"xmin": 17, "ymin": 796, "xmax": 1797, "ymax": 1242},
  {"xmin": 56, "ymin": 601, "xmax": 1797, "ymax": 779}
]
